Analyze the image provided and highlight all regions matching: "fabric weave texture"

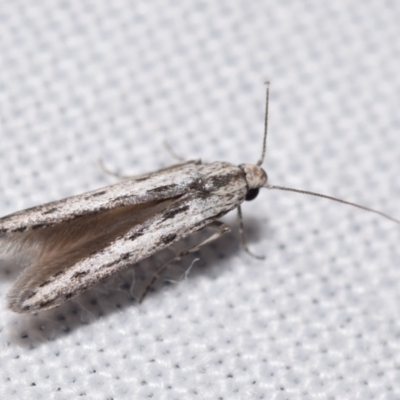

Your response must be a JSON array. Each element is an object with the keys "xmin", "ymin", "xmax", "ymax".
[{"xmin": 1, "ymin": 1, "xmax": 400, "ymax": 399}]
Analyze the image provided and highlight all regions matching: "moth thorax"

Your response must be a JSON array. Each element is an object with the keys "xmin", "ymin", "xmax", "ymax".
[{"xmin": 239, "ymin": 164, "xmax": 268, "ymax": 189}]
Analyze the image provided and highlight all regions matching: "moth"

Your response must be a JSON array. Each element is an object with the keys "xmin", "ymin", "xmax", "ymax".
[{"xmin": 1, "ymin": 83, "xmax": 398, "ymax": 314}]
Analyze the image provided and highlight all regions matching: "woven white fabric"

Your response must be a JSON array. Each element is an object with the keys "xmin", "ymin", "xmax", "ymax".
[{"xmin": 1, "ymin": 1, "xmax": 400, "ymax": 399}]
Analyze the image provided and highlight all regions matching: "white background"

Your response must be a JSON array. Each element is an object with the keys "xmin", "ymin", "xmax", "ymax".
[{"xmin": 1, "ymin": 1, "xmax": 400, "ymax": 399}]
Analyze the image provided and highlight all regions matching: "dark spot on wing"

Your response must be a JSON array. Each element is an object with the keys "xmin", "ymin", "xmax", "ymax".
[
  {"xmin": 14, "ymin": 219, "xmax": 76, "ymax": 233},
  {"xmin": 159, "ymin": 233, "xmax": 177, "ymax": 246},
  {"xmin": 32, "ymin": 224, "xmax": 47, "ymax": 230},
  {"xmin": 53, "ymin": 270, "xmax": 65, "ymax": 278},
  {"xmin": 65, "ymin": 293, "xmax": 74, "ymax": 300},
  {"xmin": 120, "ymin": 252, "xmax": 131, "ymax": 260},
  {"xmin": 128, "ymin": 228, "xmax": 145, "ymax": 241},
  {"xmin": 104, "ymin": 259, "xmax": 118, "ymax": 269},
  {"xmin": 37, "ymin": 299, "xmax": 54, "ymax": 309},
  {"xmin": 162, "ymin": 204, "xmax": 190, "ymax": 221},
  {"xmin": 85, "ymin": 190, "xmax": 107, "ymax": 199},
  {"xmin": 72, "ymin": 271, "xmax": 89, "ymax": 279},
  {"xmin": 103, "ymin": 252, "xmax": 132, "ymax": 269},
  {"xmin": 38, "ymin": 279, "xmax": 52, "ymax": 288},
  {"xmin": 207, "ymin": 171, "xmax": 242, "ymax": 190},
  {"xmin": 188, "ymin": 179, "xmax": 204, "ymax": 191},
  {"xmin": 146, "ymin": 184, "xmax": 178, "ymax": 194},
  {"xmin": 187, "ymin": 172, "xmax": 242, "ymax": 197}
]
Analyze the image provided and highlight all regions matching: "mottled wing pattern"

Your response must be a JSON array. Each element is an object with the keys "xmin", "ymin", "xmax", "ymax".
[
  {"xmin": 0, "ymin": 161, "xmax": 201, "ymax": 234},
  {"xmin": 3, "ymin": 162, "xmax": 248, "ymax": 313}
]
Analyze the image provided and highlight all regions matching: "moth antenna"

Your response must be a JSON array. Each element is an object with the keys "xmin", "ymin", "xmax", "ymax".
[
  {"xmin": 257, "ymin": 81, "xmax": 270, "ymax": 166},
  {"xmin": 265, "ymin": 184, "xmax": 400, "ymax": 225}
]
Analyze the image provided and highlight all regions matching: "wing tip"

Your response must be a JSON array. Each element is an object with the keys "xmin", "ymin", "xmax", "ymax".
[{"xmin": 6, "ymin": 287, "xmax": 38, "ymax": 314}]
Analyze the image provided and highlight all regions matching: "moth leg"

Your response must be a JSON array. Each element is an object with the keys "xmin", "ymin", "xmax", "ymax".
[
  {"xmin": 139, "ymin": 220, "xmax": 231, "ymax": 302},
  {"xmin": 99, "ymin": 158, "xmax": 202, "ymax": 181},
  {"xmin": 154, "ymin": 158, "xmax": 202, "ymax": 173},
  {"xmin": 237, "ymin": 205, "xmax": 265, "ymax": 260},
  {"xmin": 98, "ymin": 159, "xmax": 130, "ymax": 179},
  {"xmin": 163, "ymin": 140, "xmax": 186, "ymax": 162}
]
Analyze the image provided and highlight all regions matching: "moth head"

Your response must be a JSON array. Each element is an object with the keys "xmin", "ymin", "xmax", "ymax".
[{"xmin": 239, "ymin": 164, "xmax": 268, "ymax": 201}]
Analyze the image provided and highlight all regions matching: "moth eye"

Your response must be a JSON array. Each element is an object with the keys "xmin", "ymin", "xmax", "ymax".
[{"xmin": 245, "ymin": 188, "xmax": 259, "ymax": 201}]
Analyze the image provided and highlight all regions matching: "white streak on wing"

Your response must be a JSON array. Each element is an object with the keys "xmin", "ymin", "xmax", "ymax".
[
  {"xmin": 5, "ymin": 161, "xmax": 248, "ymax": 313},
  {"xmin": 0, "ymin": 161, "xmax": 201, "ymax": 233},
  {"xmin": 6, "ymin": 199, "xmax": 176, "ymax": 312}
]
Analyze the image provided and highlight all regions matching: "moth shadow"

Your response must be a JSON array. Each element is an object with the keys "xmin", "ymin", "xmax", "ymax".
[
  {"xmin": 0, "ymin": 259, "xmax": 22, "ymax": 283},
  {"xmin": 5, "ymin": 214, "xmax": 269, "ymax": 347}
]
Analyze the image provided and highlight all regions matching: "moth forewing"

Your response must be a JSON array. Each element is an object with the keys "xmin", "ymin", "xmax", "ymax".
[
  {"xmin": 0, "ymin": 160, "xmax": 202, "ymax": 234},
  {"xmin": 2, "ymin": 161, "xmax": 258, "ymax": 313}
]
